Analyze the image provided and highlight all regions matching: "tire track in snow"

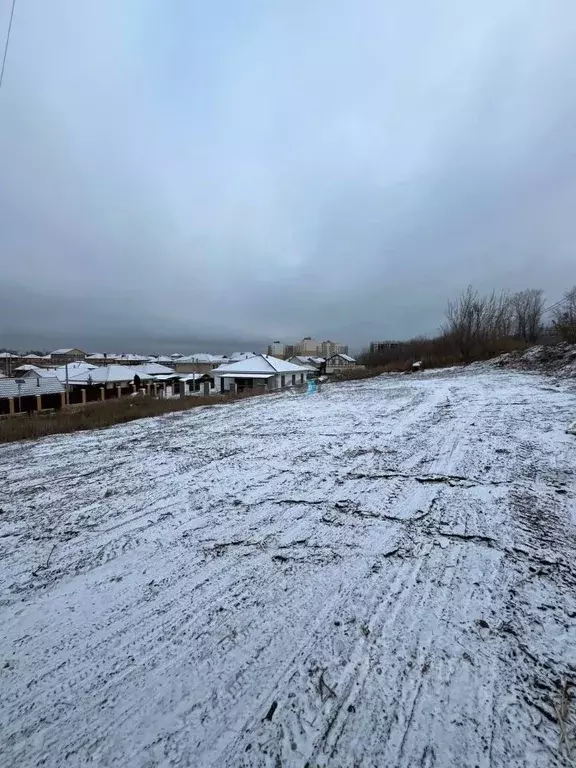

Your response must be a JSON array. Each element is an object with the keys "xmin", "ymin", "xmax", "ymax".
[{"xmin": 2, "ymin": 371, "xmax": 576, "ymax": 767}]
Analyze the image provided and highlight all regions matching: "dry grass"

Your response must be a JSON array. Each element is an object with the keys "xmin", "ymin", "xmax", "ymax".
[{"xmin": 0, "ymin": 391, "xmax": 263, "ymax": 444}]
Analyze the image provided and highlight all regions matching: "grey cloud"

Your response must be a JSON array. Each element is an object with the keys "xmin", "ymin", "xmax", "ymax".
[{"xmin": 0, "ymin": 0, "xmax": 575, "ymax": 352}]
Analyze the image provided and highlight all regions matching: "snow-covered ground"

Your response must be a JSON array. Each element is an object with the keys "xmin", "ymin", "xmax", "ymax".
[{"xmin": 1, "ymin": 371, "xmax": 576, "ymax": 767}]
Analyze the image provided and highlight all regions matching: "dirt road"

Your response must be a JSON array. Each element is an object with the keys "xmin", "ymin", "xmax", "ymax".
[{"xmin": 1, "ymin": 371, "xmax": 575, "ymax": 767}]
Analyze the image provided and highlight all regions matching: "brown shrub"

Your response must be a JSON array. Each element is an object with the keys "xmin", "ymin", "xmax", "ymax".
[{"xmin": 360, "ymin": 333, "xmax": 529, "ymax": 372}]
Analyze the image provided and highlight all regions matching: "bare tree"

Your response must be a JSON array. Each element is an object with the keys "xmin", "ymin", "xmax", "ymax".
[
  {"xmin": 552, "ymin": 286, "xmax": 576, "ymax": 342},
  {"xmin": 444, "ymin": 286, "xmax": 513, "ymax": 360},
  {"xmin": 444, "ymin": 286, "xmax": 481, "ymax": 360},
  {"xmin": 485, "ymin": 290, "xmax": 514, "ymax": 339},
  {"xmin": 511, "ymin": 289, "xmax": 544, "ymax": 343}
]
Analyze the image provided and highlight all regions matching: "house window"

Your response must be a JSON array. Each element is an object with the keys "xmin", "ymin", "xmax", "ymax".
[
  {"xmin": 291, "ymin": 374, "xmax": 296, "ymax": 385},
  {"xmin": 281, "ymin": 375, "xmax": 285, "ymax": 387},
  {"xmin": 300, "ymin": 373, "xmax": 304, "ymax": 383}
]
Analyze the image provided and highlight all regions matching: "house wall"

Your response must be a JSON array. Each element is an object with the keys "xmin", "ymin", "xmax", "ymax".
[
  {"xmin": 185, "ymin": 377, "xmax": 215, "ymax": 394},
  {"xmin": 216, "ymin": 375, "xmax": 275, "ymax": 392},
  {"xmin": 216, "ymin": 370, "xmax": 308, "ymax": 393},
  {"xmin": 1, "ymin": 357, "xmax": 19, "ymax": 376},
  {"xmin": 173, "ymin": 361, "xmax": 214, "ymax": 374},
  {"xmin": 51, "ymin": 351, "xmax": 85, "ymax": 365},
  {"xmin": 216, "ymin": 376, "xmax": 252, "ymax": 392}
]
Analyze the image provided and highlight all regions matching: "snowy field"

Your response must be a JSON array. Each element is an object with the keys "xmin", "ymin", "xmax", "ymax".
[{"xmin": 1, "ymin": 370, "xmax": 576, "ymax": 768}]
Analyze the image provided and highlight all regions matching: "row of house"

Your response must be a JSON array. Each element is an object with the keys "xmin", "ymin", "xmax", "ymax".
[
  {"xmin": 0, "ymin": 355, "xmax": 311, "ymax": 416},
  {"xmin": 0, "ymin": 346, "xmax": 361, "ymax": 416},
  {"xmin": 0, "ymin": 349, "xmax": 259, "ymax": 376}
]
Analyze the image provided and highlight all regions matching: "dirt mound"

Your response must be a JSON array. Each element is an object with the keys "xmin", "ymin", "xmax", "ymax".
[{"xmin": 485, "ymin": 343, "xmax": 576, "ymax": 378}]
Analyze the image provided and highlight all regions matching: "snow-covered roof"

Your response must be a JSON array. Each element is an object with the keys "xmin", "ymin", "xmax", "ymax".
[
  {"xmin": 24, "ymin": 368, "xmax": 58, "ymax": 378},
  {"xmin": 66, "ymin": 365, "xmax": 153, "ymax": 385},
  {"xmin": 139, "ymin": 363, "xmax": 175, "ymax": 375},
  {"xmin": 21, "ymin": 354, "xmax": 44, "ymax": 360},
  {"xmin": 53, "ymin": 362, "xmax": 98, "ymax": 383},
  {"xmin": 213, "ymin": 354, "xmax": 314, "ymax": 375},
  {"xmin": 229, "ymin": 352, "xmax": 257, "ymax": 361},
  {"xmin": 0, "ymin": 352, "xmax": 17, "ymax": 358},
  {"xmin": 0, "ymin": 376, "xmax": 64, "ymax": 398},
  {"xmin": 155, "ymin": 356, "xmax": 174, "ymax": 364},
  {"xmin": 328, "ymin": 353, "xmax": 356, "ymax": 363},
  {"xmin": 14, "ymin": 364, "xmax": 43, "ymax": 372},
  {"xmin": 290, "ymin": 355, "xmax": 324, "ymax": 366}
]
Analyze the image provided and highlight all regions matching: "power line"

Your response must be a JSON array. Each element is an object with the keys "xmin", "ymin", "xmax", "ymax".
[
  {"xmin": 542, "ymin": 298, "xmax": 567, "ymax": 315},
  {"xmin": 0, "ymin": 0, "xmax": 17, "ymax": 92}
]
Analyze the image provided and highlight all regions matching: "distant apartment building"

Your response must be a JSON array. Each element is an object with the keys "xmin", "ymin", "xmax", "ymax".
[
  {"xmin": 270, "ymin": 337, "xmax": 349, "ymax": 359},
  {"xmin": 295, "ymin": 337, "xmax": 320, "ymax": 356},
  {"xmin": 369, "ymin": 341, "xmax": 403, "ymax": 355},
  {"xmin": 320, "ymin": 340, "xmax": 349, "ymax": 358},
  {"xmin": 267, "ymin": 341, "xmax": 285, "ymax": 357}
]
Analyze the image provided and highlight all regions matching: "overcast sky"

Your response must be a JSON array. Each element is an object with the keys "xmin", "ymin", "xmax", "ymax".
[{"xmin": 1, "ymin": 0, "xmax": 575, "ymax": 352}]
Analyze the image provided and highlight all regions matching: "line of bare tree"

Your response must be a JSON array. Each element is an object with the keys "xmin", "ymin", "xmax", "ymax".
[{"xmin": 361, "ymin": 284, "xmax": 576, "ymax": 369}]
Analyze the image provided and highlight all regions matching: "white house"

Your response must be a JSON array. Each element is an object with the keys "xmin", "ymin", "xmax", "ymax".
[
  {"xmin": 212, "ymin": 354, "xmax": 314, "ymax": 393},
  {"xmin": 325, "ymin": 353, "xmax": 358, "ymax": 373}
]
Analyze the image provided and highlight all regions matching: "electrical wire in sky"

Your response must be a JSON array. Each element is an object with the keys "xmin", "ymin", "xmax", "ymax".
[{"xmin": 0, "ymin": 0, "xmax": 17, "ymax": 93}]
